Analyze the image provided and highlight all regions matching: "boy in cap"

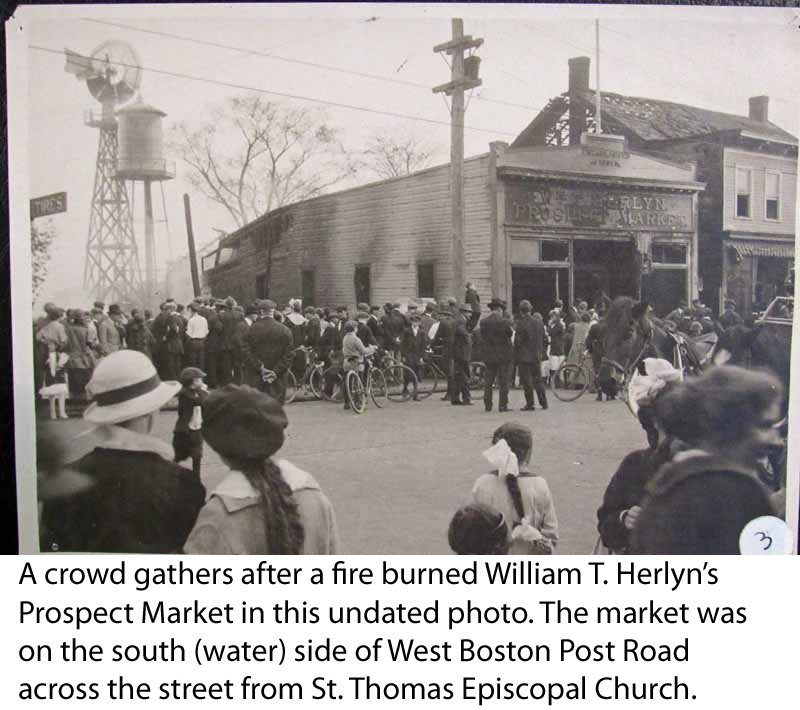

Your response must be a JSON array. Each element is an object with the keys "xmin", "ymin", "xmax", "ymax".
[{"xmin": 173, "ymin": 367, "xmax": 209, "ymax": 481}]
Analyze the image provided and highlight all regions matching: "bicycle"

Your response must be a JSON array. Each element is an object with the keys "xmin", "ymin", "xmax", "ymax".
[
  {"xmin": 552, "ymin": 351, "xmax": 596, "ymax": 402},
  {"xmin": 375, "ymin": 351, "xmax": 419, "ymax": 402},
  {"xmin": 344, "ymin": 353, "xmax": 388, "ymax": 414},
  {"xmin": 414, "ymin": 350, "xmax": 447, "ymax": 399},
  {"xmin": 285, "ymin": 346, "xmax": 326, "ymax": 404}
]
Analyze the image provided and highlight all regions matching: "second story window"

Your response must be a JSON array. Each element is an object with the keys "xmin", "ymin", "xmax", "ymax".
[
  {"xmin": 765, "ymin": 171, "xmax": 781, "ymax": 221},
  {"xmin": 735, "ymin": 167, "xmax": 752, "ymax": 218}
]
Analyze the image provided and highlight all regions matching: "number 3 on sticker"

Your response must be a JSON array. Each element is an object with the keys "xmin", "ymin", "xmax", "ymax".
[{"xmin": 739, "ymin": 516, "xmax": 793, "ymax": 555}]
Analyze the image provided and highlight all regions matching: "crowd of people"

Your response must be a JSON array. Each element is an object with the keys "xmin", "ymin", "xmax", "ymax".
[{"xmin": 33, "ymin": 284, "xmax": 789, "ymax": 555}]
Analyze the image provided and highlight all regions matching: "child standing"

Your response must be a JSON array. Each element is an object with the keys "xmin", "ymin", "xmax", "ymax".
[
  {"xmin": 39, "ymin": 350, "xmax": 69, "ymax": 420},
  {"xmin": 173, "ymin": 367, "xmax": 208, "ymax": 481}
]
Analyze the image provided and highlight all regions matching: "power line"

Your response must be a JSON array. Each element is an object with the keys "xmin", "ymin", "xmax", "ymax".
[
  {"xmin": 30, "ymin": 44, "xmax": 518, "ymax": 137},
  {"xmin": 81, "ymin": 17, "xmax": 541, "ymax": 113}
]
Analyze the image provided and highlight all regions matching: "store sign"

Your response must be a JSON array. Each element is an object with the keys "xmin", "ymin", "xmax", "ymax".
[
  {"xmin": 505, "ymin": 182, "xmax": 693, "ymax": 232},
  {"xmin": 30, "ymin": 192, "xmax": 67, "ymax": 220}
]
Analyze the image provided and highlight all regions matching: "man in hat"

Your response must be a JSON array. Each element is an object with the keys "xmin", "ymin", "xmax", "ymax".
[
  {"xmin": 242, "ymin": 299, "xmax": 295, "ymax": 402},
  {"xmin": 40, "ymin": 350, "xmax": 206, "ymax": 553},
  {"xmin": 126, "ymin": 308, "xmax": 156, "ymax": 362},
  {"xmin": 217, "ymin": 297, "xmax": 239, "ymax": 387},
  {"xmin": 420, "ymin": 302, "xmax": 436, "ymax": 338},
  {"xmin": 432, "ymin": 299, "xmax": 456, "ymax": 401},
  {"xmin": 718, "ymin": 299, "xmax": 743, "ymax": 330},
  {"xmin": 401, "ymin": 312, "xmax": 427, "ymax": 400},
  {"xmin": 367, "ymin": 305, "xmax": 383, "ymax": 343},
  {"xmin": 480, "ymin": 298, "xmax": 514, "ymax": 412},
  {"xmin": 451, "ymin": 304, "xmax": 474, "ymax": 405},
  {"xmin": 198, "ymin": 297, "xmax": 222, "ymax": 388},
  {"xmin": 97, "ymin": 304, "xmax": 123, "ymax": 356},
  {"xmin": 304, "ymin": 306, "xmax": 320, "ymax": 352},
  {"xmin": 465, "ymin": 282, "xmax": 481, "ymax": 331},
  {"xmin": 284, "ymin": 299, "xmax": 308, "ymax": 379},
  {"xmin": 514, "ymin": 300, "xmax": 548, "ymax": 411}
]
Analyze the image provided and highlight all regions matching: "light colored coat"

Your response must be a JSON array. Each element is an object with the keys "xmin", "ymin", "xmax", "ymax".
[
  {"xmin": 184, "ymin": 459, "xmax": 340, "ymax": 554},
  {"xmin": 471, "ymin": 472, "xmax": 559, "ymax": 554}
]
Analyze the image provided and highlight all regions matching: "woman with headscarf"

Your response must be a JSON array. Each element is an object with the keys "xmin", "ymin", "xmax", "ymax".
[
  {"xmin": 184, "ymin": 385, "xmax": 339, "ymax": 554},
  {"xmin": 595, "ymin": 359, "xmax": 682, "ymax": 553},
  {"xmin": 471, "ymin": 422, "xmax": 558, "ymax": 554}
]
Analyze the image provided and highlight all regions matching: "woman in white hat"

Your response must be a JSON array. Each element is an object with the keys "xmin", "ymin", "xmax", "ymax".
[{"xmin": 39, "ymin": 350, "xmax": 206, "ymax": 553}]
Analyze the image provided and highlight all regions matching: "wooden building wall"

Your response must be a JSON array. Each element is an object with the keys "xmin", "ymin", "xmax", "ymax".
[{"xmin": 206, "ymin": 155, "xmax": 495, "ymax": 310}]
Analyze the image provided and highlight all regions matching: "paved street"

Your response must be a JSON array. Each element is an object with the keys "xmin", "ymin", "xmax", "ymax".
[{"xmin": 48, "ymin": 388, "xmax": 642, "ymax": 555}]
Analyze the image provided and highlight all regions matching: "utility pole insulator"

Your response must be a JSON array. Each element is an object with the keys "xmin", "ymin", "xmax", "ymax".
[{"xmin": 433, "ymin": 18, "xmax": 483, "ymax": 299}]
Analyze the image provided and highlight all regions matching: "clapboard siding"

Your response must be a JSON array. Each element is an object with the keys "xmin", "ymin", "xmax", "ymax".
[
  {"xmin": 206, "ymin": 155, "xmax": 494, "ymax": 310},
  {"xmin": 722, "ymin": 148, "xmax": 796, "ymax": 235}
]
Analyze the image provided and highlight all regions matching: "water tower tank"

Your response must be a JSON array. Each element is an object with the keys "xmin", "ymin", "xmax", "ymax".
[{"xmin": 115, "ymin": 98, "xmax": 174, "ymax": 181}]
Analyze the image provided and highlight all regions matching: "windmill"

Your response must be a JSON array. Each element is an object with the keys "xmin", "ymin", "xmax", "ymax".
[{"xmin": 65, "ymin": 40, "xmax": 145, "ymax": 305}]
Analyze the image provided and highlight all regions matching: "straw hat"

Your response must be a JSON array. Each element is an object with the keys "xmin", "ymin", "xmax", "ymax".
[{"xmin": 83, "ymin": 350, "xmax": 181, "ymax": 425}]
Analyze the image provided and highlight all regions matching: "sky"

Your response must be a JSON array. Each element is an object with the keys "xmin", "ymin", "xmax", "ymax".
[{"xmin": 10, "ymin": 3, "xmax": 800, "ymax": 307}]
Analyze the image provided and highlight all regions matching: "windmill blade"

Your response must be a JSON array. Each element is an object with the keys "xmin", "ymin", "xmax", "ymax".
[{"xmin": 64, "ymin": 48, "xmax": 93, "ymax": 79}]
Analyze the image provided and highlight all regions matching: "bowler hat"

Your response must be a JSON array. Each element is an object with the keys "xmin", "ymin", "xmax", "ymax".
[
  {"xmin": 357, "ymin": 302, "xmax": 370, "ymax": 312},
  {"xmin": 84, "ymin": 350, "xmax": 180, "ymax": 425},
  {"xmin": 202, "ymin": 385, "xmax": 288, "ymax": 460},
  {"xmin": 93, "ymin": 301, "xmax": 105, "ymax": 311},
  {"xmin": 108, "ymin": 304, "xmax": 122, "ymax": 316}
]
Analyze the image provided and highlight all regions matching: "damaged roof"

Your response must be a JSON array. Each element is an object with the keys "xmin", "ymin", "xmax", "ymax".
[{"xmin": 513, "ymin": 89, "xmax": 797, "ymax": 147}]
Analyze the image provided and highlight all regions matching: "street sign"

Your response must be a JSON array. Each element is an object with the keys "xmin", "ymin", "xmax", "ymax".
[{"xmin": 30, "ymin": 192, "xmax": 67, "ymax": 220}]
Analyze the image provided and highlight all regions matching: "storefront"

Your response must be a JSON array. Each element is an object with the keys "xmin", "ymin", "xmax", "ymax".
[
  {"xmin": 723, "ymin": 237, "xmax": 795, "ymax": 316},
  {"xmin": 493, "ymin": 134, "xmax": 703, "ymax": 317}
]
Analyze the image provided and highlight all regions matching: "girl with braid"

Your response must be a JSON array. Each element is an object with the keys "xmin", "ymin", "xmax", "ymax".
[
  {"xmin": 471, "ymin": 422, "xmax": 559, "ymax": 554},
  {"xmin": 184, "ymin": 385, "xmax": 339, "ymax": 554}
]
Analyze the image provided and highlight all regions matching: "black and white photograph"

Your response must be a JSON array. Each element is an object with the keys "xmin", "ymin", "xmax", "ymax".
[{"xmin": 7, "ymin": 3, "xmax": 799, "ymax": 554}]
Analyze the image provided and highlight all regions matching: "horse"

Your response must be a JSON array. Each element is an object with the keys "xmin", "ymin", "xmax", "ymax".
[
  {"xmin": 597, "ymin": 297, "xmax": 703, "ymax": 398},
  {"xmin": 713, "ymin": 322, "xmax": 792, "ymax": 406}
]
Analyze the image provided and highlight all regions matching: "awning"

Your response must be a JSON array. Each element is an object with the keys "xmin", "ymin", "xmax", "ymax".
[{"xmin": 726, "ymin": 238, "xmax": 795, "ymax": 260}]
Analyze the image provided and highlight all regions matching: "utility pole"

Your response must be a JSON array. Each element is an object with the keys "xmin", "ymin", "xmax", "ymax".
[
  {"xmin": 433, "ymin": 18, "xmax": 482, "ymax": 298},
  {"xmin": 184, "ymin": 194, "xmax": 201, "ymax": 297}
]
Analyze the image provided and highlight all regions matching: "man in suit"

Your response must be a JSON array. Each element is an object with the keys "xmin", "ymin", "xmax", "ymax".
[
  {"xmin": 420, "ymin": 302, "xmax": 435, "ymax": 338},
  {"xmin": 432, "ymin": 300, "xmax": 456, "ymax": 402},
  {"xmin": 401, "ymin": 312, "xmax": 427, "ymax": 401},
  {"xmin": 241, "ymin": 299, "xmax": 294, "ymax": 403},
  {"xmin": 451, "ymin": 303, "xmax": 474, "ymax": 405},
  {"xmin": 514, "ymin": 300, "xmax": 548, "ymax": 411},
  {"xmin": 319, "ymin": 311, "xmax": 343, "ymax": 399},
  {"xmin": 465, "ymin": 282, "xmax": 481, "ymax": 332},
  {"xmin": 480, "ymin": 298, "xmax": 514, "ymax": 412},
  {"xmin": 367, "ymin": 306, "xmax": 383, "ymax": 343}
]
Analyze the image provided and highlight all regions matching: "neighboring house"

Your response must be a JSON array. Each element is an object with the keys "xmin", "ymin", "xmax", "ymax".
[{"xmin": 513, "ymin": 56, "xmax": 797, "ymax": 315}]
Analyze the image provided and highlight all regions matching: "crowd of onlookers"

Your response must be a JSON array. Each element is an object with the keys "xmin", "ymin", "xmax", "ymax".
[{"xmin": 33, "ymin": 286, "xmax": 790, "ymax": 556}]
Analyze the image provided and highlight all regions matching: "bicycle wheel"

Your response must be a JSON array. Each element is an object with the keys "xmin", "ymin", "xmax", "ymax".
[
  {"xmin": 369, "ymin": 369, "xmax": 388, "ymax": 408},
  {"xmin": 345, "ymin": 370, "xmax": 366, "ymax": 414},
  {"xmin": 284, "ymin": 370, "xmax": 298, "ymax": 404},
  {"xmin": 307, "ymin": 365, "xmax": 324, "ymax": 400},
  {"xmin": 319, "ymin": 366, "xmax": 344, "ymax": 402},
  {"xmin": 552, "ymin": 364, "xmax": 590, "ymax": 402},
  {"xmin": 384, "ymin": 364, "xmax": 417, "ymax": 402},
  {"xmin": 469, "ymin": 362, "xmax": 486, "ymax": 390},
  {"xmin": 414, "ymin": 362, "xmax": 439, "ymax": 399}
]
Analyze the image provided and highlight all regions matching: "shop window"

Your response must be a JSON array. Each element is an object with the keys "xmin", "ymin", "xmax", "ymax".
[
  {"xmin": 417, "ymin": 262, "xmax": 435, "ymax": 298},
  {"xmin": 255, "ymin": 272, "xmax": 269, "ymax": 299},
  {"xmin": 354, "ymin": 265, "xmax": 371, "ymax": 305},
  {"xmin": 652, "ymin": 244, "xmax": 687, "ymax": 264},
  {"xmin": 541, "ymin": 240, "xmax": 569, "ymax": 262},
  {"xmin": 735, "ymin": 167, "xmax": 752, "ymax": 218},
  {"xmin": 302, "ymin": 270, "xmax": 316, "ymax": 307},
  {"xmin": 765, "ymin": 171, "xmax": 781, "ymax": 221}
]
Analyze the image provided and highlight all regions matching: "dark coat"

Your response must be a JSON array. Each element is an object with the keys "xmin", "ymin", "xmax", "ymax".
[
  {"xmin": 585, "ymin": 320, "xmax": 605, "ymax": 360},
  {"xmin": 164, "ymin": 314, "xmax": 185, "ymax": 355},
  {"xmin": 174, "ymin": 386, "xmax": 208, "ymax": 434},
  {"xmin": 356, "ymin": 322, "xmax": 377, "ymax": 348},
  {"xmin": 241, "ymin": 316, "xmax": 294, "ymax": 382},
  {"xmin": 547, "ymin": 319, "xmax": 566, "ymax": 356},
  {"xmin": 401, "ymin": 325, "xmax": 428, "ymax": 363},
  {"xmin": 596, "ymin": 448, "xmax": 660, "ymax": 553},
  {"xmin": 203, "ymin": 307, "xmax": 223, "ymax": 352},
  {"xmin": 219, "ymin": 309, "xmax": 238, "ymax": 350},
  {"xmin": 381, "ymin": 311, "xmax": 406, "ymax": 349},
  {"xmin": 305, "ymin": 316, "xmax": 321, "ymax": 350},
  {"xmin": 126, "ymin": 320, "xmax": 156, "ymax": 359},
  {"xmin": 718, "ymin": 310, "xmax": 743, "ymax": 330},
  {"xmin": 514, "ymin": 313, "xmax": 546, "ymax": 364},
  {"xmin": 479, "ymin": 312, "xmax": 514, "ymax": 364},
  {"xmin": 367, "ymin": 315, "xmax": 383, "ymax": 342},
  {"xmin": 319, "ymin": 323, "xmax": 342, "ymax": 362},
  {"xmin": 432, "ymin": 315, "xmax": 455, "ymax": 361},
  {"xmin": 453, "ymin": 318, "xmax": 472, "ymax": 362},
  {"xmin": 465, "ymin": 288, "xmax": 481, "ymax": 313},
  {"xmin": 41, "ymin": 448, "xmax": 205, "ymax": 553}
]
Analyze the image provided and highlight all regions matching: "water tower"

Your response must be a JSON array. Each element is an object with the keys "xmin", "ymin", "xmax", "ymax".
[
  {"xmin": 65, "ymin": 40, "xmax": 144, "ymax": 304},
  {"xmin": 115, "ymin": 99, "xmax": 174, "ymax": 303}
]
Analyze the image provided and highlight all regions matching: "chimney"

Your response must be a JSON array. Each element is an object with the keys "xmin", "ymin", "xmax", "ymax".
[
  {"xmin": 749, "ymin": 96, "xmax": 769, "ymax": 123},
  {"xmin": 569, "ymin": 57, "xmax": 590, "ymax": 145}
]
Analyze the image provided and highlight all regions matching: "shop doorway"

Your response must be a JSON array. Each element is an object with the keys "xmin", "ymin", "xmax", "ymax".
[
  {"xmin": 754, "ymin": 256, "xmax": 793, "ymax": 311},
  {"xmin": 511, "ymin": 267, "xmax": 569, "ymax": 316},
  {"xmin": 642, "ymin": 270, "xmax": 687, "ymax": 318},
  {"xmin": 573, "ymin": 240, "xmax": 638, "ymax": 306}
]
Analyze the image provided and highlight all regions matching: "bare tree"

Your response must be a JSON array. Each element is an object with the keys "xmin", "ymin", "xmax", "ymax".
[
  {"xmin": 363, "ymin": 131, "xmax": 439, "ymax": 179},
  {"xmin": 170, "ymin": 96, "xmax": 359, "ymax": 228},
  {"xmin": 31, "ymin": 219, "xmax": 56, "ymax": 302}
]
